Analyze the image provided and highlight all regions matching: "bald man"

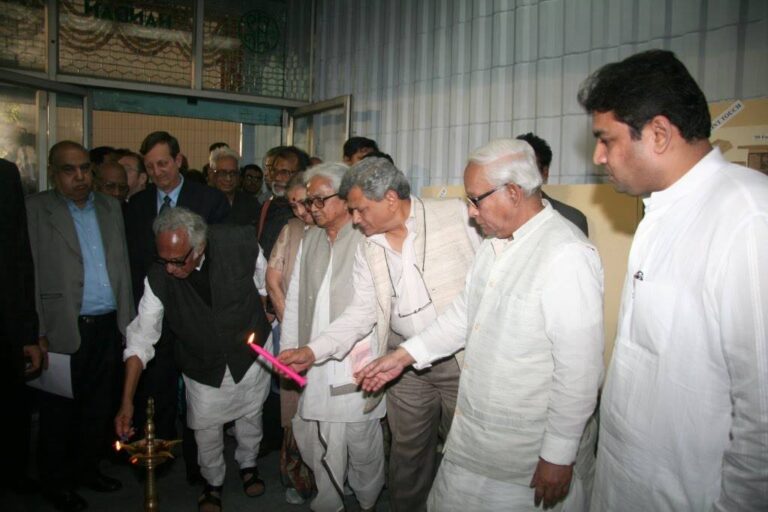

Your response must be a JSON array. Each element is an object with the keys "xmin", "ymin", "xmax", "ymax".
[{"xmin": 94, "ymin": 160, "xmax": 129, "ymax": 203}]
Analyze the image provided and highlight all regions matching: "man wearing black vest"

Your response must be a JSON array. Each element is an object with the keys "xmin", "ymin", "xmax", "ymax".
[
  {"xmin": 116, "ymin": 207, "xmax": 272, "ymax": 511},
  {"xmin": 124, "ymin": 131, "xmax": 230, "ymax": 482}
]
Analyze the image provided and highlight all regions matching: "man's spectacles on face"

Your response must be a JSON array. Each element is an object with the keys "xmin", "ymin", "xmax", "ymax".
[
  {"xmin": 465, "ymin": 184, "xmax": 507, "ymax": 208},
  {"xmin": 213, "ymin": 169, "xmax": 239, "ymax": 179},
  {"xmin": 272, "ymin": 167, "xmax": 298, "ymax": 180},
  {"xmin": 303, "ymin": 193, "xmax": 338, "ymax": 210},
  {"xmin": 156, "ymin": 247, "xmax": 194, "ymax": 267},
  {"xmin": 101, "ymin": 181, "xmax": 129, "ymax": 192},
  {"xmin": 244, "ymin": 174, "xmax": 262, "ymax": 182}
]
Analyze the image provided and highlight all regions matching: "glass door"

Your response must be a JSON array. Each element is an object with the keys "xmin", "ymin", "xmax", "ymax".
[
  {"xmin": 0, "ymin": 72, "xmax": 88, "ymax": 193},
  {"xmin": 287, "ymin": 95, "xmax": 351, "ymax": 162}
]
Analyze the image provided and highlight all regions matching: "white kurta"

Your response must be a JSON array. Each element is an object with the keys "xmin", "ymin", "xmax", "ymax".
[
  {"xmin": 282, "ymin": 243, "xmax": 385, "ymax": 422},
  {"xmin": 402, "ymin": 204, "xmax": 604, "ymax": 509},
  {"xmin": 124, "ymin": 252, "xmax": 269, "ymax": 428},
  {"xmin": 283, "ymin": 240, "xmax": 386, "ymax": 512},
  {"xmin": 591, "ymin": 149, "xmax": 768, "ymax": 512}
]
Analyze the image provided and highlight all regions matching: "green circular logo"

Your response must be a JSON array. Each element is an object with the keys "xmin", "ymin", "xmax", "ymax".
[{"xmin": 239, "ymin": 10, "xmax": 281, "ymax": 54}]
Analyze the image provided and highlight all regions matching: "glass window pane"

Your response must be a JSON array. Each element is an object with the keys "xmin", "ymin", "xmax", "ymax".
[
  {"xmin": 56, "ymin": 93, "xmax": 83, "ymax": 145},
  {"xmin": 0, "ymin": 84, "xmax": 39, "ymax": 195},
  {"xmin": 203, "ymin": 0, "xmax": 309, "ymax": 99},
  {"xmin": 0, "ymin": 0, "xmax": 46, "ymax": 71},
  {"xmin": 58, "ymin": 0, "xmax": 193, "ymax": 87}
]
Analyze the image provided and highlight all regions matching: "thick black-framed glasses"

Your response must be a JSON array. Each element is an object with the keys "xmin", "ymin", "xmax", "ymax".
[
  {"xmin": 465, "ymin": 184, "xmax": 507, "ymax": 208},
  {"xmin": 304, "ymin": 193, "xmax": 339, "ymax": 209},
  {"xmin": 156, "ymin": 247, "xmax": 193, "ymax": 267}
]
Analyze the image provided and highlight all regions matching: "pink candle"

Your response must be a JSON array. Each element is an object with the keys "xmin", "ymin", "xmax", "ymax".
[{"xmin": 247, "ymin": 333, "xmax": 307, "ymax": 387}]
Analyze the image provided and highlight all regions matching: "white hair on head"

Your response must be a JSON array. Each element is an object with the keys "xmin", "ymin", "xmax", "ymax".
[
  {"xmin": 209, "ymin": 146, "xmax": 240, "ymax": 170},
  {"xmin": 303, "ymin": 162, "xmax": 349, "ymax": 193},
  {"xmin": 152, "ymin": 206, "xmax": 208, "ymax": 254},
  {"xmin": 467, "ymin": 139, "xmax": 542, "ymax": 196}
]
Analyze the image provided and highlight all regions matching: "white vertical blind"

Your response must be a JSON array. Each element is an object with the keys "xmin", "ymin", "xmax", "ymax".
[{"xmin": 313, "ymin": 0, "xmax": 768, "ymax": 189}]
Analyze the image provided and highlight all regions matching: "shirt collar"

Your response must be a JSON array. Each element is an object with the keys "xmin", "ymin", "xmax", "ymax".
[
  {"xmin": 643, "ymin": 147, "xmax": 723, "ymax": 212},
  {"xmin": 369, "ymin": 196, "xmax": 416, "ymax": 249},
  {"xmin": 158, "ymin": 175, "xmax": 185, "ymax": 205},
  {"xmin": 490, "ymin": 200, "xmax": 553, "ymax": 253},
  {"xmin": 64, "ymin": 191, "xmax": 95, "ymax": 213}
]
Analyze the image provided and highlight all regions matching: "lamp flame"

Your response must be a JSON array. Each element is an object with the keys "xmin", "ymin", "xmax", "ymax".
[{"xmin": 114, "ymin": 440, "xmax": 122, "ymax": 451}]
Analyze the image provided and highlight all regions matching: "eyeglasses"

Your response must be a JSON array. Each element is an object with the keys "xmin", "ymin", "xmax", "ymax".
[
  {"xmin": 303, "ymin": 193, "xmax": 338, "ymax": 209},
  {"xmin": 272, "ymin": 167, "xmax": 299, "ymax": 179},
  {"xmin": 213, "ymin": 170, "xmax": 239, "ymax": 179},
  {"xmin": 243, "ymin": 174, "xmax": 262, "ymax": 182},
  {"xmin": 155, "ymin": 247, "xmax": 194, "ymax": 267},
  {"xmin": 101, "ymin": 181, "xmax": 129, "ymax": 191},
  {"xmin": 465, "ymin": 184, "xmax": 507, "ymax": 208}
]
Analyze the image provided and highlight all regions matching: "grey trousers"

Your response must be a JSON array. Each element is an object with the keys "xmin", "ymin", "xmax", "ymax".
[{"xmin": 386, "ymin": 356, "xmax": 461, "ymax": 512}]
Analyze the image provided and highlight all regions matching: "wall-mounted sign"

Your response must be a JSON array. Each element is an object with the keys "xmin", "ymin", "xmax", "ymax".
[{"xmin": 82, "ymin": 0, "xmax": 173, "ymax": 30}]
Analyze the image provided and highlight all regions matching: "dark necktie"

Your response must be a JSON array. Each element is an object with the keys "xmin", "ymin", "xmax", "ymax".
[{"xmin": 159, "ymin": 195, "xmax": 172, "ymax": 214}]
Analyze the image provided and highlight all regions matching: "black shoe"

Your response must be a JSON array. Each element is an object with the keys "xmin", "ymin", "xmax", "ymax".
[
  {"xmin": 42, "ymin": 489, "xmax": 88, "ymax": 512},
  {"xmin": 82, "ymin": 472, "xmax": 122, "ymax": 493}
]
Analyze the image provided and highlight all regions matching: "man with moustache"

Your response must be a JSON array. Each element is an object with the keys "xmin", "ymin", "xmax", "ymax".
[
  {"xmin": 281, "ymin": 163, "xmax": 385, "ymax": 512},
  {"xmin": 27, "ymin": 141, "xmax": 134, "ymax": 511}
]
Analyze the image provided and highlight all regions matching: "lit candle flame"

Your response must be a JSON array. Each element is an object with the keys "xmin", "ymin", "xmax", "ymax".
[
  {"xmin": 245, "ymin": 331, "xmax": 307, "ymax": 387},
  {"xmin": 115, "ymin": 441, "xmax": 122, "ymax": 451}
]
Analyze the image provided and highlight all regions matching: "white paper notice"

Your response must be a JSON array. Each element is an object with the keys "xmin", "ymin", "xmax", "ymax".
[{"xmin": 27, "ymin": 352, "xmax": 73, "ymax": 399}]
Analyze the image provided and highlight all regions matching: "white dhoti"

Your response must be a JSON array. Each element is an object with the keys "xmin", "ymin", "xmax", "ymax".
[
  {"xmin": 428, "ymin": 458, "xmax": 586, "ymax": 512},
  {"xmin": 184, "ymin": 341, "xmax": 272, "ymax": 486},
  {"xmin": 293, "ymin": 416, "xmax": 385, "ymax": 512}
]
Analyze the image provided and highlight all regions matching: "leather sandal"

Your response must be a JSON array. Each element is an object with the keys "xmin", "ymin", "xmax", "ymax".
[
  {"xmin": 198, "ymin": 484, "xmax": 222, "ymax": 512},
  {"xmin": 240, "ymin": 466, "xmax": 265, "ymax": 497}
]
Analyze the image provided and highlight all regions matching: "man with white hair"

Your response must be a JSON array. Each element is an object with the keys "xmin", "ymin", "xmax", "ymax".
[
  {"xmin": 209, "ymin": 146, "xmax": 261, "ymax": 226},
  {"xmin": 279, "ymin": 156, "xmax": 480, "ymax": 511},
  {"xmin": 116, "ymin": 207, "xmax": 272, "ymax": 512},
  {"xmin": 281, "ymin": 163, "xmax": 385, "ymax": 512},
  {"xmin": 356, "ymin": 139, "xmax": 605, "ymax": 511}
]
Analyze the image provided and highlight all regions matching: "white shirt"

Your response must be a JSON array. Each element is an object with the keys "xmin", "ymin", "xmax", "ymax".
[
  {"xmin": 307, "ymin": 198, "xmax": 481, "ymax": 362},
  {"xmin": 591, "ymin": 148, "xmax": 768, "ymax": 512},
  {"xmin": 402, "ymin": 209, "xmax": 604, "ymax": 466},
  {"xmin": 124, "ymin": 251, "xmax": 268, "ymax": 368},
  {"xmin": 282, "ymin": 242, "xmax": 385, "ymax": 422}
]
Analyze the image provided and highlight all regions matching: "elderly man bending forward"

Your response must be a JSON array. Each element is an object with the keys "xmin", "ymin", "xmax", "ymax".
[
  {"xmin": 116, "ymin": 207, "xmax": 272, "ymax": 512},
  {"xmin": 358, "ymin": 139, "xmax": 604, "ymax": 511}
]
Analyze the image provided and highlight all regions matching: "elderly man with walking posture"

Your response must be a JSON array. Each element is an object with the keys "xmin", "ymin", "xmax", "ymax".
[
  {"xmin": 280, "ymin": 157, "xmax": 479, "ymax": 511},
  {"xmin": 357, "ymin": 139, "xmax": 604, "ymax": 511}
]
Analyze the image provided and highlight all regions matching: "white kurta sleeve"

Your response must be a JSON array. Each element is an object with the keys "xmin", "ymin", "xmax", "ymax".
[
  {"xmin": 539, "ymin": 243, "xmax": 605, "ymax": 465},
  {"xmin": 123, "ymin": 278, "xmax": 165, "ymax": 368},
  {"xmin": 401, "ymin": 261, "xmax": 473, "ymax": 369},
  {"xmin": 713, "ymin": 215, "xmax": 768, "ymax": 511},
  {"xmin": 280, "ymin": 242, "xmax": 303, "ymax": 351},
  {"xmin": 254, "ymin": 246, "xmax": 268, "ymax": 296},
  {"xmin": 308, "ymin": 242, "xmax": 378, "ymax": 362}
]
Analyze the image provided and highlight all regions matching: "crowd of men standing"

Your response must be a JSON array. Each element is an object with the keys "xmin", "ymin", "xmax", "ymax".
[{"xmin": 2, "ymin": 49, "xmax": 766, "ymax": 512}]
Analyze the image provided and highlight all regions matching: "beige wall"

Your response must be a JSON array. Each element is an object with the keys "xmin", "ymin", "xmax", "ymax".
[
  {"xmin": 420, "ymin": 184, "xmax": 642, "ymax": 368},
  {"xmin": 92, "ymin": 111, "xmax": 241, "ymax": 171}
]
